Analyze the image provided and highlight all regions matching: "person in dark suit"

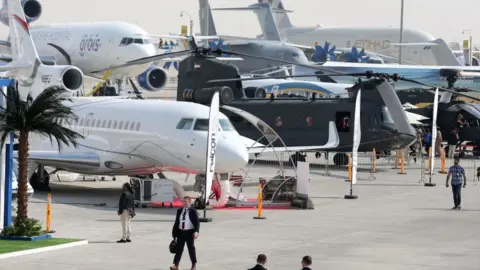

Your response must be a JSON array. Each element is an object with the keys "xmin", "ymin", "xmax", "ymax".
[
  {"xmin": 301, "ymin": 255, "xmax": 312, "ymax": 270},
  {"xmin": 117, "ymin": 182, "xmax": 135, "ymax": 243},
  {"xmin": 170, "ymin": 196, "xmax": 200, "ymax": 270},
  {"xmin": 248, "ymin": 254, "xmax": 268, "ymax": 270}
]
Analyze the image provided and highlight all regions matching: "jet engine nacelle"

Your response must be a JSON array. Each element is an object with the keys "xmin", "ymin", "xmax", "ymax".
[
  {"xmin": 35, "ymin": 65, "xmax": 84, "ymax": 92},
  {"xmin": 0, "ymin": 0, "xmax": 42, "ymax": 26},
  {"xmin": 136, "ymin": 66, "xmax": 168, "ymax": 92}
]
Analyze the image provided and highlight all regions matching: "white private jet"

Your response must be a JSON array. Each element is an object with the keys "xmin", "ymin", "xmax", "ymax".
[{"xmin": 0, "ymin": 0, "xmax": 212, "ymax": 96}]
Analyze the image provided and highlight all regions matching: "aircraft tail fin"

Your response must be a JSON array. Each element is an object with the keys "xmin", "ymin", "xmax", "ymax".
[
  {"xmin": 212, "ymin": 3, "xmax": 281, "ymax": 41},
  {"xmin": 431, "ymin": 38, "xmax": 463, "ymax": 66},
  {"xmin": 198, "ymin": 0, "xmax": 217, "ymax": 36},
  {"xmin": 257, "ymin": 0, "xmax": 293, "ymax": 30},
  {"xmin": 7, "ymin": 0, "xmax": 40, "ymax": 66}
]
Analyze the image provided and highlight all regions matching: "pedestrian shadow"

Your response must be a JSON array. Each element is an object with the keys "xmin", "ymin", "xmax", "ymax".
[
  {"xmin": 412, "ymin": 207, "xmax": 480, "ymax": 212},
  {"xmin": 96, "ymin": 219, "xmax": 173, "ymax": 222}
]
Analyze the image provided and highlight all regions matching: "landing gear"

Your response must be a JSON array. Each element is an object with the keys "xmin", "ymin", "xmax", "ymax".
[
  {"xmin": 194, "ymin": 198, "xmax": 206, "ymax": 210},
  {"xmin": 290, "ymin": 152, "xmax": 306, "ymax": 167},
  {"xmin": 29, "ymin": 165, "xmax": 50, "ymax": 191}
]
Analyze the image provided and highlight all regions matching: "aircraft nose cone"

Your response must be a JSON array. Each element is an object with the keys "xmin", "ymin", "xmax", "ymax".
[{"xmin": 215, "ymin": 140, "xmax": 249, "ymax": 173}]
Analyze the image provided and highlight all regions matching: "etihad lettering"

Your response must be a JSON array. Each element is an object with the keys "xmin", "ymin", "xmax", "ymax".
[
  {"xmin": 348, "ymin": 40, "xmax": 391, "ymax": 50},
  {"xmin": 79, "ymin": 33, "xmax": 101, "ymax": 56}
]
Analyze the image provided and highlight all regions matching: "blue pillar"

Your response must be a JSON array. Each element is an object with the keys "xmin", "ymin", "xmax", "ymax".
[
  {"xmin": 4, "ymin": 133, "xmax": 13, "ymax": 227},
  {"xmin": 1, "ymin": 79, "xmax": 15, "ymax": 227}
]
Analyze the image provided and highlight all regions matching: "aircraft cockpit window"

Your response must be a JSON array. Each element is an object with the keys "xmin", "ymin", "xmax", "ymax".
[
  {"xmin": 134, "ymin": 38, "xmax": 143, "ymax": 44},
  {"xmin": 380, "ymin": 106, "xmax": 395, "ymax": 124},
  {"xmin": 219, "ymin": 119, "xmax": 235, "ymax": 131},
  {"xmin": 193, "ymin": 119, "xmax": 224, "ymax": 131},
  {"xmin": 119, "ymin": 38, "xmax": 133, "ymax": 46},
  {"xmin": 143, "ymin": 39, "xmax": 152, "ymax": 44},
  {"xmin": 177, "ymin": 118, "xmax": 194, "ymax": 130},
  {"xmin": 193, "ymin": 119, "xmax": 209, "ymax": 131},
  {"xmin": 292, "ymin": 52, "xmax": 299, "ymax": 57}
]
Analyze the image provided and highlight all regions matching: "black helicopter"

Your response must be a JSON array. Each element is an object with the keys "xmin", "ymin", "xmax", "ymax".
[{"xmin": 167, "ymin": 45, "xmax": 419, "ymax": 165}]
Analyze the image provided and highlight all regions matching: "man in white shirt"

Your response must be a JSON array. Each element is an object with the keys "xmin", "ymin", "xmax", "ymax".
[{"xmin": 171, "ymin": 196, "xmax": 200, "ymax": 270}]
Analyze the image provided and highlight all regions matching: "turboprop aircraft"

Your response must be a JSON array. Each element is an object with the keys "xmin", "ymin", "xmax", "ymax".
[{"xmin": 0, "ymin": 0, "xmax": 211, "ymax": 96}]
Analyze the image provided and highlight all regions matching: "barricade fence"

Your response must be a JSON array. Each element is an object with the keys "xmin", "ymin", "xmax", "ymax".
[{"xmin": 248, "ymin": 148, "xmax": 480, "ymax": 182}]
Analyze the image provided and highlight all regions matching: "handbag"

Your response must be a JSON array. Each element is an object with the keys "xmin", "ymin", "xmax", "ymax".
[{"xmin": 169, "ymin": 238, "xmax": 178, "ymax": 254}]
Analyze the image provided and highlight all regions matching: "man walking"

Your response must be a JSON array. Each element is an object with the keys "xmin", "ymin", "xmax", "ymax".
[
  {"xmin": 446, "ymin": 157, "xmax": 467, "ymax": 209},
  {"xmin": 447, "ymin": 127, "xmax": 459, "ymax": 158},
  {"xmin": 301, "ymin": 255, "xmax": 313, "ymax": 270},
  {"xmin": 248, "ymin": 254, "xmax": 268, "ymax": 270},
  {"xmin": 171, "ymin": 196, "xmax": 200, "ymax": 270}
]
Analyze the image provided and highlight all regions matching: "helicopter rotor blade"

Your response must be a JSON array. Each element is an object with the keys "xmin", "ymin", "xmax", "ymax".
[
  {"xmin": 219, "ymin": 49, "xmax": 351, "ymax": 76},
  {"xmin": 398, "ymin": 77, "xmax": 480, "ymax": 103},
  {"xmin": 207, "ymin": 73, "xmax": 369, "ymax": 83}
]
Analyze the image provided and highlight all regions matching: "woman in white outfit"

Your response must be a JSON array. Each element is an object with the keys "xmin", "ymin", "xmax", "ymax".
[{"xmin": 117, "ymin": 182, "xmax": 135, "ymax": 243}]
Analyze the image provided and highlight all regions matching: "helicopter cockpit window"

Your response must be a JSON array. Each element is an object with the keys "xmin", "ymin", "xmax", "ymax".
[
  {"xmin": 336, "ymin": 112, "xmax": 351, "ymax": 132},
  {"xmin": 380, "ymin": 106, "xmax": 395, "ymax": 124}
]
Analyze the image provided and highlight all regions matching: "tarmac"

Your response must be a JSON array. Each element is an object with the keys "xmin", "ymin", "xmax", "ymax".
[{"xmin": 2, "ymin": 165, "xmax": 480, "ymax": 270}]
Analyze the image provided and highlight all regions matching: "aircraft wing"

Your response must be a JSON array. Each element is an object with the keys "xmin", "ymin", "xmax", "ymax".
[
  {"xmin": 247, "ymin": 121, "xmax": 340, "ymax": 154},
  {"xmin": 145, "ymin": 34, "xmax": 219, "ymax": 41},
  {"xmin": 0, "ymin": 62, "xmax": 31, "ymax": 71},
  {"xmin": 15, "ymin": 151, "xmax": 101, "ymax": 168}
]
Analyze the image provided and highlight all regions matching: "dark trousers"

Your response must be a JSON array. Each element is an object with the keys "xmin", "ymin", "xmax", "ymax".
[
  {"xmin": 452, "ymin": 183, "xmax": 462, "ymax": 207},
  {"xmin": 173, "ymin": 229, "xmax": 197, "ymax": 265}
]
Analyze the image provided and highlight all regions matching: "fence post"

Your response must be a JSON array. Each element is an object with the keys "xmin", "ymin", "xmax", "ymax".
[
  {"xmin": 393, "ymin": 150, "xmax": 399, "ymax": 169},
  {"xmin": 427, "ymin": 147, "xmax": 432, "ymax": 174},
  {"xmin": 397, "ymin": 149, "xmax": 407, "ymax": 175},
  {"xmin": 253, "ymin": 184, "xmax": 266, "ymax": 220},
  {"xmin": 439, "ymin": 148, "xmax": 447, "ymax": 174},
  {"xmin": 46, "ymin": 193, "xmax": 55, "ymax": 233},
  {"xmin": 372, "ymin": 148, "xmax": 376, "ymax": 173}
]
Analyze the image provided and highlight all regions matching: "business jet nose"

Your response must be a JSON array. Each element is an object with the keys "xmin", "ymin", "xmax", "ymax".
[{"xmin": 215, "ymin": 139, "xmax": 249, "ymax": 173}]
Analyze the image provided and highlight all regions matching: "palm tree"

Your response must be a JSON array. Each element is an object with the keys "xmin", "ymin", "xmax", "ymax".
[{"xmin": 0, "ymin": 86, "xmax": 84, "ymax": 226}]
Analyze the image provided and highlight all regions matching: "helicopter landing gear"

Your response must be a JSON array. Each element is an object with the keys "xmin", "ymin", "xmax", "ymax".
[{"xmin": 333, "ymin": 153, "xmax": 349, "ymax": 166}]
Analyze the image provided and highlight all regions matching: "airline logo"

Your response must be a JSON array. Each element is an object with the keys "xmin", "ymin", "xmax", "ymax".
[
  {"xmin": 79, "ymin": 34, "xmax": 101, "ymax": 57},
  {"xmin": 12, "ymin": 14, "xmax": 29, "ymax": 34},
  {"xmin": 208, "ymin": 132, "xmax": 216, "ymax": 173}
]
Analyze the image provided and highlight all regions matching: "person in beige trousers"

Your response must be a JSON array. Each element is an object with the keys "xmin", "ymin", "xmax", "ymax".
[{"xmin": 117, "ymin": 182, "xmax": 135, "ymax": 243}]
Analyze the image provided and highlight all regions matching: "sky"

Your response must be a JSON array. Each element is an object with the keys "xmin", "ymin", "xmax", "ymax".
[{"xmin": 1, "ymin": 0, "xmax": 478, "ymax": 44}]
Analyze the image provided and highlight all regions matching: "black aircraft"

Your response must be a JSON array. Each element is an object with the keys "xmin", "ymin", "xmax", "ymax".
[{"xmin": 173, "ymin": 51, "xmax": 417, "ymax": 165}]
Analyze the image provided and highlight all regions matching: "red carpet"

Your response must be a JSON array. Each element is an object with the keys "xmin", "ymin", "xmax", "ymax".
[{"xmin": 149, "ymin": 197, "xmax": 291, "ymax": 210}]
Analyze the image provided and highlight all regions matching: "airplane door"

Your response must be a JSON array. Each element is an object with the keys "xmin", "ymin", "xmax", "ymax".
[{"xmin": 83, "ymin": 113, "xmax": 94, "ymax": 137}]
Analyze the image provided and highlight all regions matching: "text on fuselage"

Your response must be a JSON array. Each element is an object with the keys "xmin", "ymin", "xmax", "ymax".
[
  {"xmin": 79, "ymin": 33, "xmax": 101, "ymax": 56},
  {"xmin": 347, "ymin": 40, "xmax": 391, "ymax": 50}
]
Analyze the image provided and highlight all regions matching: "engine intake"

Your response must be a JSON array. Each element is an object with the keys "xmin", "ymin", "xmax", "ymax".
[
  {"xmin": 22, "ymin": 0, "xmax": 41, "ymax": 22},
  {"xmin": 136, "ymin": 66, "xmax": 167, "ymax": 92},
  {"xmin": 60, "ymin": 67, "xmax": 83, "ymax": 92},
  {"xmin": 0, "ymin": 0, "xmax": 42, "ymax": 26}
]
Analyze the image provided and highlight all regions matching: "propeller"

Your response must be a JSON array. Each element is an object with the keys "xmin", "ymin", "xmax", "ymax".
[
  {"xmin": 208, "ymin": 39, "xmax": 230, "ymax": 57},
  {"xmin": 343, "ymin": 47, "xmax": 370, "ymax": 63},
  {"xmin": 311, "ymin": 41, "xmax": 337, "ymax": 63}
]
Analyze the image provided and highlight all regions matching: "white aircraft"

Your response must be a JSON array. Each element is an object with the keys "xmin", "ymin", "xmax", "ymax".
[
  {"xmin": 248, "ymin": 0, "xmax": 440, "ymax": 66},
  {"xmin": 4, "ymin": 0, "xmax": 246, "ymax": 193},
  {"xmin": 0, "ymin": 0, "xmax": 208, "ymax": 96},
  {"xmin": 6, "ymin": 0, "xmax": 340, "ymax": 206}
]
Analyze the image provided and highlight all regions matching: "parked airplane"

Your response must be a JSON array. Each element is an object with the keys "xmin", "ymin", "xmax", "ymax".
[
  {"xmin": 0, "ymin": 0, "xmax": 203, "ymax": 96},
  {"xmin": 4, "ymin": 0, "xmax": 249, "ymax": 198},
  {"xmin": 250, "ymin": 0, "xmax": 440, "ymax": 65}
]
